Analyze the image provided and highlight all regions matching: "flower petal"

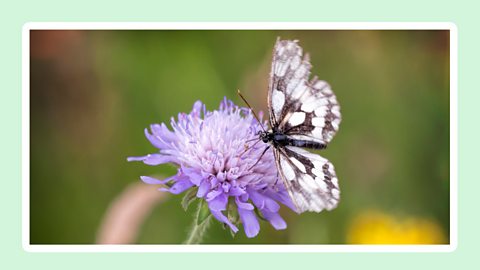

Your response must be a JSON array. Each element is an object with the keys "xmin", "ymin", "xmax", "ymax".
[
  {"xmin": 248, "ymin": 190, "xmax": 266, "ymax": 209},
  {"xmin": 238, "ymin": 208, "xmax": 260, "ymax": 238},
  {"xmin": 211, "ymin": 210, "xmax": 238, "ymax": 233},
  {"xmin": 207, "ymin": 193, "xmax": 228, "ymax": 211},
  {"xmin": 205, "ymin": 188, "xmax": 223, "ymax": 202},
  {"xmin": 145, "ymin": 128, "xmax": 167, "ymax": 149},
  {"xmin": 143, "ymin": 154, "xmax": 174, "ymax": 165},
  {"xmin": 265, "ymin": 199, "xmax": 280, "ymax": 212},
  {"xmin": 191, "ymin": 100, "xmax": 203, "ymax": 117},
  {"xmin": 140, "ymin": 175, "xmax": 172, "ymax": 185},
  {"xmin": 160, "ymin": 180, "xmax": 194, "ymax": 194},
  {"xmin": 181, "ymin": 167, "xmax": 203, "ymax": 186},
  {"xmin": 229, "ymin": 185, "xmax": 246, "ymax": 196},
  {"xmin": 127, "ymin": 156, "xmax": 148, "ymax": 162},
  {"xmin": 217, "ymin": 171, "xmax": 226, "ymax": 182},
  {"xmin": 153, "ymin": 123, "xmax": 176, "ymax": 142},
  {"xmin": 249, "ymin": 189, "xmax": 280, "ymax": 212},
  {"xmin": 262, "ymin": 210, "xmax": 287, "ymax": 230},
  {"xmin": 265, "ymin": 189, "xmax": 297, "ymax": 212},
  {"xmin": 127, "ymin": 154, "xmax": 174, "ymax": 166},
  {"xmin": 197, "ymin": 180, "xmax": 211, "ymax": 198},
  {"xmin": 235, "ymin": 197, "xmax": 254, "ymax": 210},
  {"xmin": 221, "ymin": 182, "xmax": 231, "ymax": 193}
]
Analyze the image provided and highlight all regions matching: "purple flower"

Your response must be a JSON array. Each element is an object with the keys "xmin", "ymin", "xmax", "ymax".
[{"xmin": 128, "ymin": 98, "xmax": 295, "ymax": 238}]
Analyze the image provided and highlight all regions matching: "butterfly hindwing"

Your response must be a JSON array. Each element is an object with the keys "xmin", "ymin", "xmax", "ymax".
[{"xmin": 274, "ymin": 146, "xmax": 340, "ymax": 213}]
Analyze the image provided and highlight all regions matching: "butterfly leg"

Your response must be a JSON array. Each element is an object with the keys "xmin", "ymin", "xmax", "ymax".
[
  {"xmin": 237, "ymin": 138, "xmax": 261, "ymax": 158},
  {"xmin": 273, "ymin": 170, "xmax": 280, "ymax": 191},
  {"xmin": 247, "ymin": 145, "xmax": 271, "ymax": 170}
]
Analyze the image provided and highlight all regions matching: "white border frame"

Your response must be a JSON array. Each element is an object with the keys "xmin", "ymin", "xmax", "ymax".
[{"xmin": 22, "ymin": 22, "xmax": 458, "ymax": 253}]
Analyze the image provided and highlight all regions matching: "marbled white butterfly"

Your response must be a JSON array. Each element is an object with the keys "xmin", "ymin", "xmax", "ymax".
[{"xmin": 240, "ymin": 39, "xmax": 341, "ymax": 213}]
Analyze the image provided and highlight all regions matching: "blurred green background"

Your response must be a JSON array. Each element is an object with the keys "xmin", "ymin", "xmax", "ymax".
[{"xmin": 30, "ymin": 30, "xmax": 449, "ymax": 244}]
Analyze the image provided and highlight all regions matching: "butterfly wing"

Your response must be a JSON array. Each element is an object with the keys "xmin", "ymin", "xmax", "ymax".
[
  {"xmin": 268, "ymin": 39, "xmax": 341, "ymax": 144},
  {"xmin": 274, "ymin": 146, "xmax": 340, "ymax": 213}
]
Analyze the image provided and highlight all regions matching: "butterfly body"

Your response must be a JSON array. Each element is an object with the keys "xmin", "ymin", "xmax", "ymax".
[{"xmin": 259, "ymin": 130, "xmax": 327, "ymax": 150}]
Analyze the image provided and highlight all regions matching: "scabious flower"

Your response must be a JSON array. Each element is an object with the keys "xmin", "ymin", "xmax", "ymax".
[{"xmin": 128, "ymin": 98, "xmax": 295, "ymax": 238}]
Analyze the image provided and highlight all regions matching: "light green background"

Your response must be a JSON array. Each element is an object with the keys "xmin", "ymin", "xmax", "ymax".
[{"xmin": 1, "ymin": 0, "xmax": 476, "ymax": 269}]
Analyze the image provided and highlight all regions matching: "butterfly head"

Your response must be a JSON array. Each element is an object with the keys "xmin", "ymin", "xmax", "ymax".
[{"xmin": 258, "ymin": 130, "xmax": 271, "ymax": 143}]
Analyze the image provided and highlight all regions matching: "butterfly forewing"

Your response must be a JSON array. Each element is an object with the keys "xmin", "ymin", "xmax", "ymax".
[
  {"xmin": 268, "ymin": 39, "xmax": 341, "ymax": 144},
  {"xmin": 268, "ymin": 39, "xmax": 341, "ymax": 213}
]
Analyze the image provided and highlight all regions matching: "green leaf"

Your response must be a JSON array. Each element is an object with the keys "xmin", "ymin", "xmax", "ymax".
[
  {"xmin": 196, "ymin": 200, "xmax": 211, "ymax": 225},
  {"xmin": 227, "ymin": 198, "xmax": 240, "ymax": 224},
  {"xmin": 184, "ymin": 200, "xmax": 212, "ymax": 244},
  {"xmin": 181, "ymin": 187, "xmax": 198, "ymax": 211},
  {"xmin": 229, "ymin": 226, "xmax": 237, "ymax": 239},
  {"xmin": 225, "ymin": 198, "xmax": 242, "ymax": 238}
]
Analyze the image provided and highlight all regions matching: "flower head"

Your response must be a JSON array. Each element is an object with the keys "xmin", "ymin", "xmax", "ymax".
[{"xmin": 128, "ymin": 98, "xmax": 295, "ymax": 238}]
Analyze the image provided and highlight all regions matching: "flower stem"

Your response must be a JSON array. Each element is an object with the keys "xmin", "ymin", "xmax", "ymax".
[{"xmin": 184, "ymin": 201, "xmax": 212, "ymax": 244}]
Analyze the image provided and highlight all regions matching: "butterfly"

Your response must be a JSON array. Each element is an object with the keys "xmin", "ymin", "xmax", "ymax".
[{"xmin": 241, "ymin": 39, "xmax": 341, "ymax": 213}]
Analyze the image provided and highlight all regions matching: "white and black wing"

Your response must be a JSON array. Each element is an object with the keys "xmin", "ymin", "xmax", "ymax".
[
  {"xmin": 268, "ymin": 39, "xmax": 341, "ymax": 213},
  {"xmin": 274, "ymin": 146, "xmax": 340, "ymax": 213},
  {"xmin": 267, "ymin": 39, "xmax": 341, "ymax": 144}
]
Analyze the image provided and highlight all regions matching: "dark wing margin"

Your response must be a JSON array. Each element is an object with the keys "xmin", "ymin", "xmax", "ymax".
[
  {"xmin": 267, "ymin": 39, "xmax": 341, "ymax": 144},
  {"xmin": 274, "ymin": 146, "xmax": 340, "ymax": 213}
]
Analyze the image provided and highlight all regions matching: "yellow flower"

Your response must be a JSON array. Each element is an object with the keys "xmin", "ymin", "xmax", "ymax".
[{"xmin": 346, "ymin": 210, "xmax": 447, "ymax": 244}]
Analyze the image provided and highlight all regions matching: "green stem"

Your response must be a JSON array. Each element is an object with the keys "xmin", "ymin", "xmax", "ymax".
[{"xmin": 184, "ymin": 201, "xmax": 212, "ymax": 244}]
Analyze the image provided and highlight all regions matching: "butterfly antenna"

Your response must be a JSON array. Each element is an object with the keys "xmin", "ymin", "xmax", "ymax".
[
  {"xmin": 237, "ymin": 137, "xmax": 262, "ymax": 158},
  {"xmin": 245, "ymin": 137, "xmax": 261, "ymax": 143},
  {"xmin": 237, "ymin": 89, "xmax": 266, "ymax": 132}
]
